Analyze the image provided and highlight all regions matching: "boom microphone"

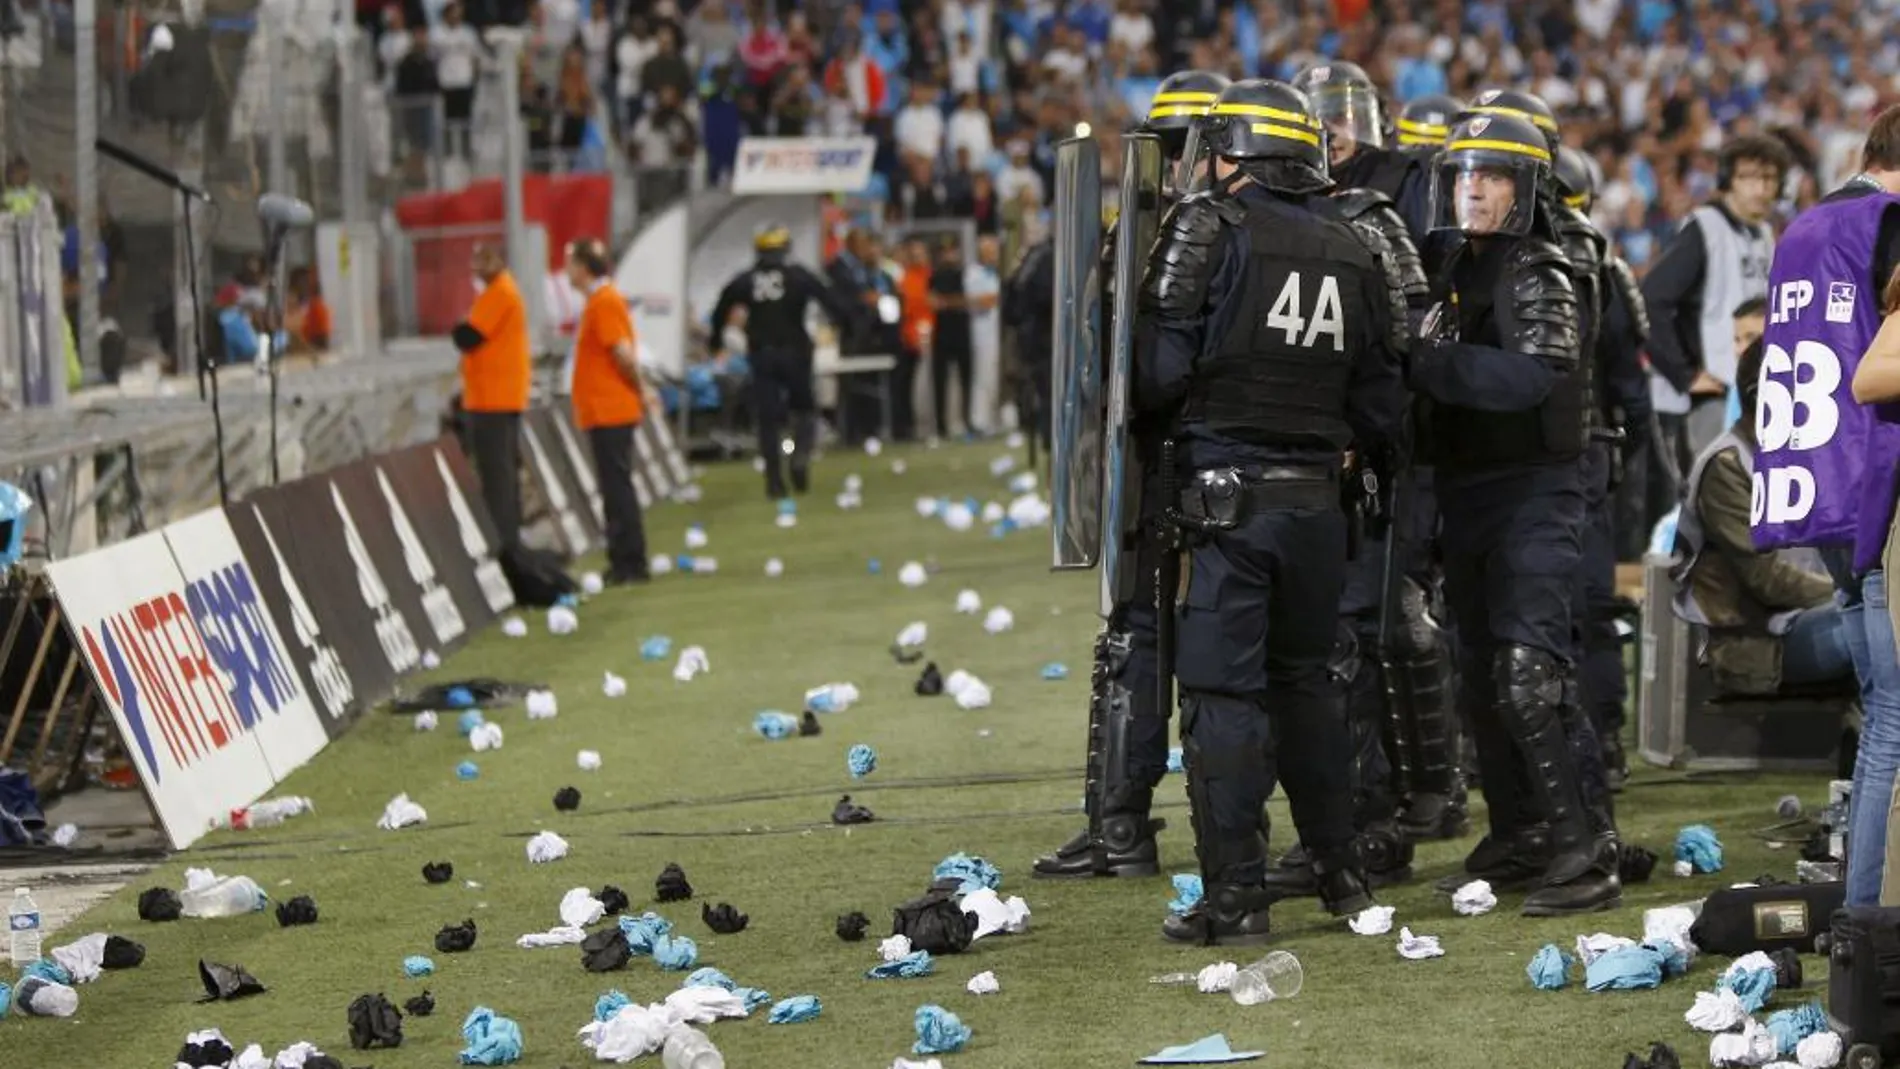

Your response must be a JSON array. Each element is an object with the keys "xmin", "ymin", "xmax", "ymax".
[
  {"xmin": 257, "ymin": 193, "xmax": 315, "ymax": 231},
  {"xmin": 94, "ymin": 137, "xmax": 211, "ymax": 202}
]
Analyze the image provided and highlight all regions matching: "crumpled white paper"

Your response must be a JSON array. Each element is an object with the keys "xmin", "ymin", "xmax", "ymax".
[
  {"xmin": 942, "ymin": 503, "xmax": 974, "ymax": 531},
  {"xmin": 956, "ymin": 590, "xmax": 982, "ymax": 614},
  {"xmin": 674, "ymin": 646, "xmax": 710, "ymax": 682},
  {"xmin": 1451, "ymin": 879, "xmax": 1497, "ymax": 916},
  {"xmin": 1796, "ymin": 1032, "xmax": 1844, "ymax": 1069},
  {"xmin": 49, "ymin": 933, "xmax": 107, "ymax": 983},
  {"xmin": 666, "ymin": 986, "xmax": 747, "ymax": 1025},
  {"xmin": 561, "ymin": 887, "xmax": 606, "ymax": 928},
  {"xmin": 692, "ymin": 556, "xmax": 720, "ymax": 574},
  {"xmin": 501, "ymin": 616, "xmax": 528, "ymax": 638},
  {"xmin": 650, "ymin": 554, "xmax": 675, "ymax": 576},
  {"xmin": 527, "ymin": 830, "xmax": 569, "ymax": 863},
  {"xmin": 765, "ymin": 558, "xmax": 784, "ymax": 577},
  {"xmin": 579, "ymin": 1003, "xmax": 671, "ymax": 1062},
  {"xmin": 899, "ymin": 561, "xmax": 928, "ymax": 587},
  {"xmin": 526, "ymin": 689, "xmax": 559, "ymax": 719},
  {"xmin": 1674, "ymin": 859, "xmax": 1696, "ymax": 877},
  {"xmin": 1007, "ymin": 493, "xmax": 1052, "ymax": 527},
  {"xmin": 1725, "ymin": 952, "xmax": 1778, "ymax": 988},
  {"xmin": 1765, "ymin": 1062, "xmax": 1802, "ymax": 1069},
  {"xmin": 422, "ymin": 650, "xmax": 441, "ymax": 670},
  {"xmin": 1645, "ymin": 905, "xmax": 1700, "ymax": 965},
  {"xmin": 836, "ymin": 491, "xmax": 862, "ymax": 510},
  {"xmin": 603, "ymin": 671, "xmax": 627, "ymax": 698},
  {"xmin": 685, "ymin": 527, "xmax": 709, "ymax": 550},
  {"xmin": 896, "ymin": 622, "xmax": 928, "ymax": 649},
  {"xmin": 955, "ymin": 682, "xmax": 993, "ymax": 710},
  {"xmin": 1710, "ymin": 1018, "xmax": 1778, "ymax": 1067},
  {"xmin": 915, "ymin": 496, "xmax": 940, "ymax": 518},
  {"xmin": 805, "ymin": 682, "xmax": 860, "ymax": 712},
  {"xmin": 1687, "ymin": 989, "xmax": 1749, "ymax": 1033},
  {"xmin": 990, "ymin": 454, "xmax": 1016, "ymax": 476},
  {"xmin": 1397, "ymin": 927, "xmax": 1444, "ymax": 960},
  {"xmin": 414, "ymin": 711, "xmax": 439, "ymax": 732},
  {"xmin": 892, "ymin": 1059, "xmax": 944, "ymax": 1069},
  {"xmin": 983, "ymin": 606, "xmax": 1015, "ymax": 634},
  {"xmin": 845, "ymin": 474, "xmax": 864, "ymax": 493},
  {"xmin": 581, "ymin": 571, "xmax": 604, "ymax": 595},
  {"xmin": 1575, "ymin": 932, "xmax": 1636, "ymax": 966},
  {"xmin": 960, "ymin": 888, "xmax": 1030, "ymax": 940},
  {"xmin": 865, "ymin": 436, "xmax": 884, "ymax": 456},
  {"xmin": 1195, "ymin": 962, "xmax": 1238, "ymax": 993},
  {"xmin": 273, "ymin": 1042, "xmax": 327, "ymax": 1069},
  {"xmin": 378, "ymin": 794, "xmax": 427, "ymax": 830},
  {"xmin": 578, "ymin": 750, "xmax": 602, "ymax": 771},
  {"xmin": 52, "ymin": 823, "xmax": 78, "ymax": 847},
  {"xmin": 967, "ymin": 970, "xmax": 1000, "ymax": 995},
  {"xmin": 470, "ymin": 722, "xmax": 505, "ymax": 752},
  {"xmin": 777, "ymin": 513, "xmax": 798, "ymax": 528},
  {"xmin": 879, "ymin": 934, "xmax": 913, "ymax": 963},
  {"xmin": 981, "ymin": 502, "xmax": 1005, "ymax": 524},
  {"xmin": 891, "ymin": 459, "xmax": 907, "ymax": 474},
  {"xmin": 233, "ymin": 1045, "xmax": 271, "ymax": 1069},
  {"xmin": 1009, "ymin": 472, "xmax": 1037, "ymax": 493},
  {"xmin": 549, "ymin": 606, "xmax": 579, "ymax": 635},
  {"xmin": 516, "ymin": 925, "xmax": 588, "ymax": 949},
  {"xmin": 1349, "ymin": 904, "xmax": 1395, "ymax": 935}
]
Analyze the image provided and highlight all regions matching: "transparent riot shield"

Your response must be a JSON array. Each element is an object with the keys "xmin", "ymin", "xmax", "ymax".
[
  {"xmin": 1050, "ymin": 136, "xmax": 1104, "ymax": 571},
  {"xmin": 1100, "ymin": 132, "xmax": 1165, "ymax": 619}
]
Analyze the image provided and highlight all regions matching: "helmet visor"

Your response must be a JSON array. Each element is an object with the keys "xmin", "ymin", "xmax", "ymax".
[
  {"xmin": 1172, "ymin": 118, "xmax": 1210, "ymax": 197},
  {"xmin": 1429, "ymin": 150, "xmax": 1541, "ymax": 237},
  {"xmin": 1310, "ymin": 84, "xmax": 1385, "ymax": 156}
]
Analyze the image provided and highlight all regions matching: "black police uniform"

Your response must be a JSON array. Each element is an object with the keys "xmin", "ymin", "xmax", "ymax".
[
  {"xmin": 1003, "ymin": 239, "xmax": 1055, "ymax": 451},
  {"xmin": 1035, "ymin": 69, "xmax": 1231, "ymax": 880},
  {"xmin": 1143, "ymin": 80, "xmax": 1408, "ymax": 943},
  {"xmin": 709, "ymin": 240, "xmax": 853, "ymax": 498},
  {"xmin": 1412, "ymin": 115, "xmax": 1621, "ymax": 916}
]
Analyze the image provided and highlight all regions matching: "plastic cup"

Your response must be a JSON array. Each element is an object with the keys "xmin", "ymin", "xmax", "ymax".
[{"xmin": 1229, "ymin": 950, "xmax": 1302, "ymax": 1005}]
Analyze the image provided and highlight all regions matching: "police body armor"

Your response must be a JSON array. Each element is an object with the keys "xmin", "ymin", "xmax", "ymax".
[
  {"xmin": 1549, "ymin": 198, "xmax": 1608, "ymax": 432},
  {"xmin": 1328, "ymin": 188, "xmax": 1429, "ymax": 309},
  {"xmin": 740, "ymin": 262, "xmax": 817, "ymax": 355},
  {"xmin": 1428, "ymin": 237, "xmax": 1587, "ymax": 467},
  {"xmin": 1335, "ymin": 149, "xmax": 1418, "ymax": 215},
  {"xmin": 1598, "ymin": 253, "xmax": 1649, "ymax": 430}
]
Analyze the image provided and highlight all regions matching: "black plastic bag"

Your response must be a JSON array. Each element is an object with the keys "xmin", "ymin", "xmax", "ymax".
[
  {"xmin": 833, "ymin": 795, "xmax": 875, "ymax": 825},
  {"xmin": 892, "ymin": 886, "xmax": 976, "ymax": 954},
  {"xmin": 435, "ymin": 919, "xmax": 478, "ymax": 954},
  {"xmin": 598, "ymin": 885, "xmax": 630, "ymax": 915},
  {"xmin": 404, "ymin": 990, "xmax": 436, "ymax": 1017},
  {"xmin": 422, "ymin": 861, "xmax": 454, "ymax": 885},
  {"xmin": 198, "ymin": 959, "xmax": 267, "ymax": 1002},
  {"xmin": 655, "ymin": 862, "xmax": 693, "ymax": 903},
  {"xmin": 1618, "ymin": 842, "xmax": 1658, "ymax": 884},
  {"xmin": 554, "ymin": 786, "xmax": 582, "ymax": 811},
  {"xmin": 276, "ymin": 895, "xmax": 320, "ymax": 927},
  {"xmin": 836, "ymin": 911, "xmax": 869, "ymax": 942},
  {"xmin": 915, "ymin": 662, "xmax": 944, "ymax": 696},
  {"xmin": 580, "ymin": 928, "xmax": 631, "ymax": 972},
  {"xmin": 138, "ymin": 887, "xmax": 182, "ymax": 922},
  {"xmin": 177, "ymin": 1035, "xmax": 235, "ymax": 1067},
  {"xmin": 703, "ymin": 902, "xmax": 749, "ymax": 934},
  {"xmin": 799, "ymin": 711, "xmax": 822, "ymax": 736},
  {"xmin": 102, "ymin": 935, "xmax": 145, "ymax": 969},
  {"xmin": 348, "ymin": 993, "xmax": 405, "ymax": 1050}
]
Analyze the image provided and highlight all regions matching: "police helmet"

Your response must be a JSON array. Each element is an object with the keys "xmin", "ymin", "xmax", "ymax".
[
  {"xmin": 1428, "ymin": 113, "xmax": 1551, "ymax": 237},
  {"xmin": 754, "ymin": 224, "xmax": 791, "ymax": 263},
  {"xmin": 1199, "ymin": 79, "xmax": 1330, "ymax": 195},
  {"xmin": 1462, "ymin": 87, "xmax": 1561, "ymax": 152},
  {"xmin": 1291, "ymin": 61, "xmax": 1384, "ymax": 161},
  {"xmin": 1143, "ymin": 70, "xmax": 1229, "ymax": 153},
  {"xmin": 1553, "ymin": 146, "xmax": 1597, "ymax": 211},
  {"xmin": 1396, "ymin": 93, "xmax": 1462, "ymax": 149}
]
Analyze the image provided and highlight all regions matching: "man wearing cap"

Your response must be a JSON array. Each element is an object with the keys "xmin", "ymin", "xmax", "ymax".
[{"xmin": 453, "ymin": 245, "xmax": 532, "ymax": 552}]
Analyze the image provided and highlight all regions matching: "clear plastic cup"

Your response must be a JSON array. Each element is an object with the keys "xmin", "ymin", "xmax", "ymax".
[{"xmin": 1229, "ymin": 950, "xmax": 1302, "ymax": 1005}]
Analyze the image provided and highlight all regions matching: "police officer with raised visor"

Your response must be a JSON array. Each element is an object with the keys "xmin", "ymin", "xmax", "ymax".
[
  {"xmin": 1293, "ymin": 62, "xmax": 1431, "ymax": 242},
  {"xmin": 1034, "ymin": 68, "xmax": 1228, "ymax": 882},
  {"xmin": 1412, "ymin": 113, "xmax": 1620, "ymax": 915},
  {"xmin": 709, "ymin": 226, "xmax": 854, "ymax": 500},
  {"xmin": 1140, "ymin": 79, "xmax": 1409, "ymax": 943}
]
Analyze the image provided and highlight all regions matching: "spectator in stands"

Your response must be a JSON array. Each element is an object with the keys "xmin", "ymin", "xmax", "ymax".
[
  {"xmin": 1672, "ymin": 339, "xmax": 1852, "ymax": 696},
  {"xmin": 454, "ymin": 244, "xmax": 530, "ymax": 552},
  {"xmin": 393, "ymin": 25, "xmax": 440, "ymax": 173},
  {"xmin": 895, "ymin": 154, "xmax": 951, "ymax": 221},
  {"xmin": 284, "ymin": 267, "xmax": 332, "ymax": 354},
  {"xmin": 580, "ymin": 1, "xmax": 611, "ymax": 95},
  {"xmin": 928, "ymin": 238, "xmax": 973, "ymax": 439},
  {"xmin": 688, "ymin": 0, "xmax": 739, "ymax": 64},
  {"xmin": 895, "ymin": 237, "xmax": 933, "ymax": 441},
  {"xmin": 824, "ymin": 30, "xmax": 887, "ymax": 119},
  {"xmin": 556, "ymin": 45, "xmax": 596, "ymax": 159},
  {"xmin": 640, "ymin": 24, "xmax": 694, "ymax": 119},
  {"xmin": 895, "ymin": 80, "xmax": 945, "ymax": 162},
  {"xmin": 567, "ymin": 237, "xmax": 651, "ymax": 586},
  {"xmin": 2, "ymin": 157, "xmax": 38, "ymax": 216},
  {"xmin": 965, "ymin": 233, "xmax": 1002, "ymax": 435},
  {"xmin": 631, "ymin": 82, "xmax": 696, "ymax": 209},
  {"xmin": 613, "ymin": 13, "xmax": 657, "ymax": 132},
  {"xmin": 826, "ymin": 227, "xmax": 898, "ymax": 358},
  {"xmin": 771, "ymin": 62, "xmax": 816, "ymax": 136},
  {"xmin": 216, "ymin": 288, "xmax": 264, "ymax": 365},
  {"xmin": 738, "ymin": 6, "xmax": 787, "ymax": 88},
  {"xmin": 433, "ymin": 2, "xmax": 482, "ymax": 158},
  {"xmin": 377, "ymin": 5, "xmax": 414, "ymax": 91}
]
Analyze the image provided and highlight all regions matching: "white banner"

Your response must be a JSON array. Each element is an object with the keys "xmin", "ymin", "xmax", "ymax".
[
  {"xmin": 45, "ymin": 529, "xmax": 278, "ymax": 849},
  {"xmin": 615, "ymin": 201, "xmax": 689, "ymax": 379},
  {"xmin": 161, "ymin": 510, "xmax": 332, "ymax": 785},
  {"xmin": 731, "ymin": 136, "xmax": 878, "ymax": 196}
]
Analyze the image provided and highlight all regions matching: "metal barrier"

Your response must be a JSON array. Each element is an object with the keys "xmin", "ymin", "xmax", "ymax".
[{"xmin": 0, "ymin": 572, "xmax": 102, "ymax": 800}]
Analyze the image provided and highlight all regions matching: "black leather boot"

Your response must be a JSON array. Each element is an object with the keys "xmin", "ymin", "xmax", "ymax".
[
  {"xmin": 1522, "ymin": 835, "xmax": 1622, "ymax": 916},
  {"xmin": 1032, "ymin": 812, "xmax": 1165, "ymax": 878},
  {"xmin": 1432, "ymin": 825, "xmax": 1551, "ymax": 893},
  {"xmin": 1399, "ymin": 789, "xmax": 1471, "ymax": 841},
  {"xmin": 1161, "ymin": 880, "xmax": 1276, "ymax": 946},
  {"xmin": 1603, "ymin": 735, "xmax": 1629, "ymax": 793},
  {"xmin": 1312, "ymin": 847, "xmax": 1375, "ymax": 917}
]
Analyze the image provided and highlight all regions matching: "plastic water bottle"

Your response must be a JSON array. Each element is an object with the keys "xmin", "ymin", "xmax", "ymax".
[
  {"xmin": 9, "ymin": 887, "xmax": 42, "ymax": 968},
  {"xmin": 179, "ymin": 876, "xmax": 268, "ymax": 919},
  {"xmin": 662, "ymin": 1026, "xmax": 724, "ymax": 1069}
]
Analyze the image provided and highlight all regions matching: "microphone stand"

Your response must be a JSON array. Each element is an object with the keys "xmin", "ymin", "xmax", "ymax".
[
  {"xmin": 263, "ymin": 228, "xmax": 286, "ymax": 485},
  {"xmin": 183, "ymin": 184, "xmax": 228, "ymax": 506}
]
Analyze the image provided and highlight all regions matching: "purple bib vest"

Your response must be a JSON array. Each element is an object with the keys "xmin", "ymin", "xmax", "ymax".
[{"xmin": 1750, "ymin": 190, "xmax": 1900, "ymax": 572}]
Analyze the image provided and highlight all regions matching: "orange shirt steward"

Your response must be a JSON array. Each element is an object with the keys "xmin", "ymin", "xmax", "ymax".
[
  {"xmin": 572, "ymin": 280, "xmax": 644, "ymax": 430},
  {"xmin": 461, "ymin": 270, "xmax": 532, "ymax": 412}
]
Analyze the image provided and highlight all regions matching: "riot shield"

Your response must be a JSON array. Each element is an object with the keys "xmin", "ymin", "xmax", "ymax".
[
  {"xmin": 1050, "ymin": 136, "xmax": 1105, "ymax": 571},
  {"xmin": 1100, "ymin": 132, "xmax": 1165, "ymax": 619}
]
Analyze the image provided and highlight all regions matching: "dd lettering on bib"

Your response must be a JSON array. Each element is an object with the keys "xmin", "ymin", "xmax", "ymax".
[{"xmin": 1751, "ymin": 190, "xmax": 1900, "ymax": 571}]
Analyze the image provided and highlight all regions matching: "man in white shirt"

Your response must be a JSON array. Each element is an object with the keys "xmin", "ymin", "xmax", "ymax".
[
  {"xmin": 964, "ymin": 234, "xmax": 1002, "ymax": 434},
  {"xmin": 432, "ymin": 2, "xmax": 481, "ymax": 156},
  {"xmin": 894, "ymin": 81, "xmax": 946, "ymax": 162}
]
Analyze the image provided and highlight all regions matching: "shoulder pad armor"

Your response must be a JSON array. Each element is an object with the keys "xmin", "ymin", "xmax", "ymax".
[
  {"xmin": 1505, "ymin": 237, "xmax": 1581, "ymax": 368},
  {"xmin": 1604, "ymin": 254, "xmax": 1649, "ymax": 343},
  {"xmin": 1331, "ymin": 186, "xmax": 1397, "ymax": 220},
  {"xmin": 1554, "ymin": 205, "xmax": 1604, "ymax": 275},
  {"xmin": 1139, "ymin": 194, "xmax": 1234, "ymax": 318},
  {"xmin": 1336, "ymin": 217, "xmax": 1413, "ymax": 359},
  {"xmin": 1336, "ymin": 190, "xmax": 1428, "ymax": 304}
]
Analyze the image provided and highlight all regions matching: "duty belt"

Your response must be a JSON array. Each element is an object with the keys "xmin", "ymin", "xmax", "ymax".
[{"xmin": 1174, "ymin": 463, "xmax": 1338, "ymax": 530}]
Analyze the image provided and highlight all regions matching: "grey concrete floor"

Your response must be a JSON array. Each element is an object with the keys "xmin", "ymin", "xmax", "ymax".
[{"xmin": 4, "ymin": 787, "xmax": 163, "ymax": 943}]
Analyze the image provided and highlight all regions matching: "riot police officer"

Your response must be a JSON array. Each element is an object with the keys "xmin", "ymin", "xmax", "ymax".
[
  {"xmin": 1395, "ymin": 94, "xmax": 1463, "ymax": 154},
  {"xmin": 1034, "ymin": 69, "xmax": 1229, "ymax": 880},
  {"xmin": 1556, "ymin": 144, "xmax": 1651, "ymax": 789},
  {"xmin": 1292, "ymin": 62, "xmax": 1431, "ymax": 241},
  {"xmin": 709, "ymin": 226, "xmax": 852, "ymax": 499},
  {"xmin": 1411, "ymin": 113, "xmax": 1621, "ymax": 916},
  {"xmin": 1141, "ymin": 79, "xmax": 1408, "ymax": 943}
]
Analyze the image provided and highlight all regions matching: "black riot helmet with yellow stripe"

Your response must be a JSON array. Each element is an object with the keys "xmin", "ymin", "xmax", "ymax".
[
  {"xmin": 1428, "ymin": 112, "xmax": 1552, "ymax": 238},
  {"xmin": 1395, "ymin": 93, "xmax": 1462, "ymax": 149},
  {"xmin": 1198, "ymin": 78, "xmax": 1331, "ymax": 195},
  {"xmin": 1460, "ymin": 87, "xmax": 1561, "ymax": 153},
  {"xmin": 1291, "ymin": 61, "xmax": 1384, "ymax": 164},
  {"xmin": 1553, "ymin": 145, "xmax": 1597, "ymax": 212},
  {"xmin": 754, "ymin": 224, "xmax": 792, "ymax": 264},
  {"xmin": 1142, "ymin": 69, "xmax": 1229, "ymax": 158}
]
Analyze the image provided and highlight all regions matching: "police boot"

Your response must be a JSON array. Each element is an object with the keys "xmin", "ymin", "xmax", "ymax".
[
  {"xmin": 762, "ymin": 456, "xmax": 787, "ymax": 500},
  {"xmin": 1160, "ymin": 881, "xmax": 1276, "ymax": 946},
  {"xmin": 1031, "ymin": 811, "xmax": 1165, "ymax": 879},
  {"xmin": 1311, "ymin": 843, "xmax": 1375, "ymax": 918},
  {"xmin": 1522, "ymin": 834, "xmax": 1622, "ymax": 917},
  {"xmin": 1603, "ymin": 735, "xmax": 1629, "ymax": 793},
  {"xmin": 1433, "ymin": 825, "xmax": 1552, "ymax": 893},
  {"xmin": 789, "ymin": 414, "xmax": 814, "ymax": 494}
]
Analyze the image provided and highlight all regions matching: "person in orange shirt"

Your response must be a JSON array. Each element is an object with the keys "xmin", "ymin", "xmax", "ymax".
[
  {"xmin": 453, "ymin": 243, "xmax": 531, "ymax": 551},
  {"xmin": 567, "ymin": 238, "xmax": 650, "ymax": 585},
  {"xmin": 285, "ymin": 266, "xmax": 332, "ymax": 353},
  {"xmin": 896, "ymin": 238, "xmax": 935, "ymax": 441}
]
